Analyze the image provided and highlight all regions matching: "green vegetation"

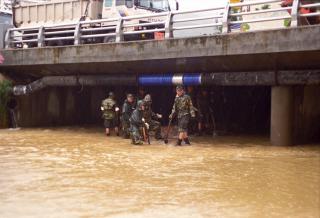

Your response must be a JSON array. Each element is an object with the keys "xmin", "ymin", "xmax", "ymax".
[
  {"xmin": 241, "ymin": 23, "xmax": 250, "ymax": 32},
  {"xmin": 284, "ymin": 18, "xmax": 291, "ymax": 27},
  {"xmin": 0, "ymin": 80, "xmax": 12, "ymax": 127}
]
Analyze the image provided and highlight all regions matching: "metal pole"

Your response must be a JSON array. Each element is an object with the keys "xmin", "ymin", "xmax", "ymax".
[
  {"xmin": 37, "ymin": 26, "xmax": 45, "ymax": 47},
  {"xmin": 116, "ymin": 18, "xmax": 124, "ymax": 43},
  {"xmin": 222, "ymin": 2, "xmax": 230, "ymax": 33},
  {"xmin": 165, "ymin": 12, "xmax": 173, "ymax": 39},
  {"xmin": 291, "ymin": 0, "xmax": 300, "ymax": 27},
  {"xmin": 74, "ymin": 22, "xmax": 81, "ymax": 45},
  {"xmin": 4, "ymin": 29, "xmax": 11, "ymax": 49}
]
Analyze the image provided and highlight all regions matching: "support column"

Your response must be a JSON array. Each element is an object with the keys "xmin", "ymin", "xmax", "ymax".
[{"xmin": 271, "ymin": 86, "xmax": 294, "ymax": 146}]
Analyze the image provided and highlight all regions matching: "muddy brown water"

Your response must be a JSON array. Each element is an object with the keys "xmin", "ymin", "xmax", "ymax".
[{"xmin": 0, "ymin": 127, "xmax": 319, "ymax": 218}]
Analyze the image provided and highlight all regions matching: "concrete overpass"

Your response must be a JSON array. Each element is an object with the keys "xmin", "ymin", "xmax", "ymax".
[
  {"xmin": 0, "ymin": 25, "xmax": 320, "ymax": 147},
  {"xmin": 0, "ymin": 25, "xmax": 320, "ymax": 80}
]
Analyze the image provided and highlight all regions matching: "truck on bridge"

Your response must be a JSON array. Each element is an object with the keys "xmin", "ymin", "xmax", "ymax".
[{"xmin": 10, "ymin": 0, "xmax": 179, "ymax": 47}]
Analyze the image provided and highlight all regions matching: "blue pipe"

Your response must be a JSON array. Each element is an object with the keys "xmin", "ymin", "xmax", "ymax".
[
  {"xmin": 138, "ymin": 73, "xmax": 201, "ymax": 86},
  {"xmin": 139, "ymin": 74, "xmax": 174, "ymax": 86},
  {"xmin": 183, "ymin": 73, "xmax": 201, "ymax": 86}
]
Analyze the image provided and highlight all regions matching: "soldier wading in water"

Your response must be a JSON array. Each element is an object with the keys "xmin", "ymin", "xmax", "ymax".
[
  {"xmin": 169, "ymin": 85, "xmax": 196, "ymax": 146},
  {"xmin": 129, "ymin": 100, "xmax": 149, "ymax": 145},
  {"xmin": 101, "ymin": 92, "xmax": 120, "ymax": 136},
  {"xmin": 121, "ymin": 94, "xmax": 136, "ymax": 139},
  {"xmin": 143, "ymin": 94, "xmax": 163, "ymax": 140}
]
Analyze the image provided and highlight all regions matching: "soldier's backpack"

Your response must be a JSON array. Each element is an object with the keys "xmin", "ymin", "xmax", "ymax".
[{"xmin": 102, "ymin": 98, "xmax": 116, "ymax": 119}]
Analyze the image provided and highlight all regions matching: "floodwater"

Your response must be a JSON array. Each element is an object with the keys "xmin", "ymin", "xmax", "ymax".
[{"xmin": 0, "ymin": 127, "xmax": 319, "ymax": 218}]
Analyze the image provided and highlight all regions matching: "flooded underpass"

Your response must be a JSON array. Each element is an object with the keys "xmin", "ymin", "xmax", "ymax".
[{"xmin": 0, "ymin": 127, "xmax": 319, "ymax": 218}]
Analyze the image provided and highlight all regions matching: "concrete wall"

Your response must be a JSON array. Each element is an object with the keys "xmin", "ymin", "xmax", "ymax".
[{"xmin": 16, "ymin": 87, "xmax": 109, "ymax": 127}]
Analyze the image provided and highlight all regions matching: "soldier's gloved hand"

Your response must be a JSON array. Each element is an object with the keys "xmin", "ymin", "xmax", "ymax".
[
  {"xmin": 115, "ymin": 107, "xmax": 120, "ymax": 112},
  {"xmin": 191, "ymin": 112, "xmax": 196, "ymax": 118},
  {"xmin": 145, "ymin": 123, "xmax": 150, "ymax": 130},
  {"xmin": 142, "ymin": 118, "xmax": 145, "ymax": 123},
  {"xmin": 169, "ymin": 114, "xmax": 173, "ymax": 120},
  {"xmin": 156, "ymin": 114, "xmax": 162, "ymax": 119},
  {"xmin": 100, "ymin": 107, "xmax": 104, "ymax": 111}
]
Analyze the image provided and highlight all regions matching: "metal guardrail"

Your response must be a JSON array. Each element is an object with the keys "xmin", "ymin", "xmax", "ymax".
[{"xmin": 4, "ymin": 0, "xmax": 320, "ymax": 49}]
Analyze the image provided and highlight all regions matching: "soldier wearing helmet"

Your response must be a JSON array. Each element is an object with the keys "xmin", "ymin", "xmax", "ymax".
[
  {"xmin": 129, "ymin": 100, "xmax": 147, "ymax": 145},
  {"xmin": 169, "ymin": 85, "xmax": 196, "ymax": 146},
  {"xmin": 121, "ymin": 93, "xmax": 136, "ymax": 139},
  {"xmin": 143, "ymin": 94, "xmax": 163, "ymax": 140},
  {"xmin": 101, "ymin": 91, "xmax": 120, "ymax": 136}
]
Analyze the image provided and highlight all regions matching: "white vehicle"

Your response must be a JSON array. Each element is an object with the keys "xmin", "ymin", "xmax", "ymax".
[
  {"xmin": 0, "ymin": 0, "xmax": 12, "ymax": 24},
  {"xmin": 13, "ymin": 0, "xmax": 178, "ymax": 27},
  {"xmin": 11, "ymin": 0, "xmax": 178, "ymax": 46}
]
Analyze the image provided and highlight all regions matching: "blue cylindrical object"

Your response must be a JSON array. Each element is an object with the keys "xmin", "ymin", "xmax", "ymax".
[
  {"xmin": 183, "ymin": 73, "xmax": 201, "ymax": 86},
  {"xmin": 138, "ymin": 73, "xmax": 202, "ymax": 86},
  {"xmin": 138, "ymin": 74, "xmax": 173, "ymax": 86}
]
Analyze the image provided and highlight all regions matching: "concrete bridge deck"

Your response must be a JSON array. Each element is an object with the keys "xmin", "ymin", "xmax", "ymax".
[{"xmin": 0, "ymin": 25, "xmax": 320, "ymax": 80}]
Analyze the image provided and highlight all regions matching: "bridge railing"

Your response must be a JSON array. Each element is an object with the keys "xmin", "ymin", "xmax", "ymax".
[{"xmin": 4, "ymin": 0, "xmax": 320, "ymax": 49}]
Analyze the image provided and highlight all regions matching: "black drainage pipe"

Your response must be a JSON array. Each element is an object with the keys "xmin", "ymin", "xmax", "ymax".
[
  {"xmin": 11, "ymin": 70, "xmax": 320, "ymax": 95},
  {"xmin": 12, "ymin": 74, "xmax": 137, "ymax": 95}
]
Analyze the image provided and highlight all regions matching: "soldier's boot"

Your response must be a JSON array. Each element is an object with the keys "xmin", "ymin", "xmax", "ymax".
[
  {"xmin": 132, "ymin": 134, "xmax": 143, "ymax": 145},
  {"xmin": 176, "ymin": 139, "xmax": 182, "ymax": 146},
  {"xmin": 184, "ymin": 138, "xmax": 191, "ymax": 145},
  {"xmin": 133, "ymin": 138, "xmax": 143, "ymax": 145}
]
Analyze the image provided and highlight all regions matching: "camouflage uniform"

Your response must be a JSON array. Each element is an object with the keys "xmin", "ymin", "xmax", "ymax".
[
  {"xmin": 121, "ymin": 97, "xmax": 136, "ymax": 138},
  {"xmin": 170, "ymin": 93, "xmax": 196, "ymax": 132},
  {"xmin": 129, "ymin": 101, "xmax": 145, "ymax": 145},
  {"xmin": 143, "ymin": 95, "xmax": 162, "ymax": 140},
  {"xmin": 101, "ymin": 97, "xmax": 119, "ymax": 128}
]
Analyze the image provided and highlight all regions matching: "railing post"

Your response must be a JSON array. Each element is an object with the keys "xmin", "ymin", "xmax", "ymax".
[
  {"xmin": 4, "ymin": 28, "xmax": 11, "ymax": 49},
  {"xmin": 222, "ymin": 2, "xmax": 230, "ymax": 33},
  {"xmin": 291, "ymin": 0, "xmax": 300, "ymax": 27},
  {"xmin": 165, "ymin": 12, "xmax": 173, "ymax": 39},
  {"xmin": 74, "ymin": 22, "xmax": 81, "ymax": 45},
  {"xmin": 116, "ymin": 18, "xmax": 124, "ymax": 42},
  {"xmin": 37, "ymin": 26, "xmax": 45, "ymax": 47}
]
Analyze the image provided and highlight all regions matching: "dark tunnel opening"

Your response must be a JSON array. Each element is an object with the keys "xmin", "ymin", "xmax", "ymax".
[{"xmin": 15, "ymin": 85, "xmax": 271, "ymax": 136}]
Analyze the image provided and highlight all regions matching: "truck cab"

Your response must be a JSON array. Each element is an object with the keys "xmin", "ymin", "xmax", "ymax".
[{"xmin": 102, "ymin": 0, "xmax": 177, "ymax": 19}]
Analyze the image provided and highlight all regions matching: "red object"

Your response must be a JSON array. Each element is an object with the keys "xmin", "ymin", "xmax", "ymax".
[
  {"xmin": 281, "ymin": 0, "xmax": 293, "ymax": 7},
  {"xmin": 154, "ymin": 32, "xmax": 165, "ymax": 40},
  {"xmin": 281, "ymin": 0, "xmax": 311, "ymax": 14}
]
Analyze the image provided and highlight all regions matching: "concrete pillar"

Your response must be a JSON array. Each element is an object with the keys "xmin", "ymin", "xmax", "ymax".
[
  {"xmin": 271, "ymin": 86, "xmax": 294, "ymax": 146},
  {"xmin": 47, "ymin": 88, "xmax": 60, "ymax": 125}
]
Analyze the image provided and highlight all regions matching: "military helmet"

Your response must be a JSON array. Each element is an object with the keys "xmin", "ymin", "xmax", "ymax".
[
  {"xmin": 137, "ymin": 100, "xmax": 145, "ymax": 110},
  {"xmin": 144, "ymin": 94, "xmax": 152, "ymax": 103},
  {"xmin": 176, "ymin": 85, "xmax": 184, "ymax": 91},
  {"xmin": 127, "ymin": 93, "xmax": 134, "ymax": 98}
]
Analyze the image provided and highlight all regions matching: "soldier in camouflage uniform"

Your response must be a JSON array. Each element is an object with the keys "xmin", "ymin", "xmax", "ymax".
[
  {"xmin": 121, "ymin": 93, "xmax": 136, "ymax": 139},
  {"xmin": 169, "ymin": 85, "xmax": 196, "ymax": 146},
  {"xmin": 129, "ymin": 100, "xmax": 148, "ymax": 145},
  {"xmin": 101, "ymin": 92, "xmax": 120, "ymax": 136},
  {"xmin": 143, "ymin": 94, "xmax": 163, "ymax": 140}
]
